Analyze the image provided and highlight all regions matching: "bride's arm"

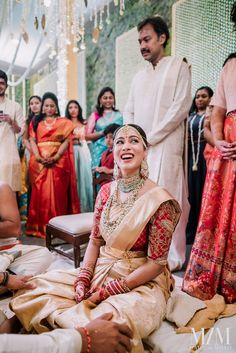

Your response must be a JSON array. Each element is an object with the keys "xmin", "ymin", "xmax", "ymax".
[
  {"xmin": 74, "ymin": 189, "xmax": 105, "ymax": 302},
  {"xmin": 125, "ymin": 200, "xmax": 180, "ymax": 289}
]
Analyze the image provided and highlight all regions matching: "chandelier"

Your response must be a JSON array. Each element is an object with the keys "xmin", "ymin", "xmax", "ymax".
[{"xmin": 4, "ymin": 0, "xmax": 126, "ymax": 111}]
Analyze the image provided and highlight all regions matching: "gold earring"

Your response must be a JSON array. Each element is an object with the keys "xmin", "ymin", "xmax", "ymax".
[
  {"xmin": 113, "ymin": 162, "xmax": 122, "ymax": 180},
  {"xmin": 140, "ymin": 158, "xmax": 149, "ymax": 180}
]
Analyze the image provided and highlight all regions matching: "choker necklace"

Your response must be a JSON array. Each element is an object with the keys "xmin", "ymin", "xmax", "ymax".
[
  {"xmin": 118, "ymin": 174, "xmax": 143, "ymax": 193},
  {"xmin": 190, "ymin": 113, "xmax": 205, "ymax": 171}
]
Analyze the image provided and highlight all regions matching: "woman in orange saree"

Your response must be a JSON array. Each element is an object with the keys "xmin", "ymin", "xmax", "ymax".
[
  {"xmin": 183, "ymin": 54, "xmax": 236, "ymax": 304},
  {"xmin": 26, "ymin": 92, "xmax": 80, "ymax": 238},
  {"xmin": 11, "ymin": 124, "xmax": 180, "ymax": 353}
]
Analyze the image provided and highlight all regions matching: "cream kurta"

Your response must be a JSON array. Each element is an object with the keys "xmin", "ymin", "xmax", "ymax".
[
  {"xmin": 124, "ymin": 56, "xmax": 192, "ymax": 270},
  {"xmin": 0, "ymin": 97, "xmax": 24, "ymax": 191},
  {"xmin": 0, "ymin": 329, "xmax": 82, "ymax": 353}
]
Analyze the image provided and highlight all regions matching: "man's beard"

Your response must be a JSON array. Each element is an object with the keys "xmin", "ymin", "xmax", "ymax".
[{"xmin": 0, "ymin": 92, "xmax": 5, "ymax": 96}]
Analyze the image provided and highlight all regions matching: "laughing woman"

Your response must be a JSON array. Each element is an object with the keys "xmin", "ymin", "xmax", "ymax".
[
  {"xmin": 26, "ymin": 92, "xmax": 80, "ymax": 238},
  {"xmin": 12, "ymin": 124, "xmax": 180, "ymax": 352}
]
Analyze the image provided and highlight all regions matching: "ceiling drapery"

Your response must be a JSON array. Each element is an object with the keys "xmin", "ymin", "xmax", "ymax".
[{"xmin": 0, "ymin": 0, "xmax": 126, "ymax": 110}]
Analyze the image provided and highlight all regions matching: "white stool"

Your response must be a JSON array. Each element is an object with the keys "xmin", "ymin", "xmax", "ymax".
[{"xmin": 46, "ymin": 213, "xmax": 94, "ymax": 268}]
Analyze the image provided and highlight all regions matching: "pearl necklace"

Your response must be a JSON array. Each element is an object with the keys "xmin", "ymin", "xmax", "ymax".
[
  {"xmin": 44, "ymin": 117, "xmax": 56, "ymax": 130},
  {"xmin": 190, "ymin": 113, "xmax": 205, "ymax": 171}
]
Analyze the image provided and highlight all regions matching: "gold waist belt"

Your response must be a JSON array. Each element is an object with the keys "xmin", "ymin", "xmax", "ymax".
[{"xmin": 38, "ymin": 141, "xmax": 61, "ymax": 147}]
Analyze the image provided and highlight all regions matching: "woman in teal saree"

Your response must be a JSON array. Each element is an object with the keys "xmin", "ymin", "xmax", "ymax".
[{"xmin": 86, "ymin": 87, "xmax": 123, "ymax": 168}]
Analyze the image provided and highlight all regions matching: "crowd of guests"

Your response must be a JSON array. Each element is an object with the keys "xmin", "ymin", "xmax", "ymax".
[
  {"xmin": 8, "ymin": 81, "xmax": 214, "ymax": 246},
  {"xmin": 1, "ymin": 85, "xmax": 124, "ymax": 239},
  {"xmin": 0, "ymin": 3, "xmax": 235, "ymax": 352}
]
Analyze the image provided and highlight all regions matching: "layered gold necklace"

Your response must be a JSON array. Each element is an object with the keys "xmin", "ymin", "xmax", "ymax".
[{"xmin": 102, "ymin": 175, "xmax": 144, "ymax": 236}]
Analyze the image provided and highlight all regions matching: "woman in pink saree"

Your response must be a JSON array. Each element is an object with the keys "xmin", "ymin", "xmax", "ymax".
[{"xmin": 11, "ymin": 124, "xmax": 181, "ymax": 353}]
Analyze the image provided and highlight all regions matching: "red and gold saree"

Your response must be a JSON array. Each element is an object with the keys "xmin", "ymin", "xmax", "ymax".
[
  {"xmin": 26, "ymin": 117, "xmax": 80, "ymax": 238},
  {"xmin": 183, "ymin": 112, "xmax": 236, "ymax": 303}
]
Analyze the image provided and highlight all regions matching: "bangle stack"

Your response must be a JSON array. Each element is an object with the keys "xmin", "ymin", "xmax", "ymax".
[
  {"xmin": 74, "ymin": 267, "xmax": 93, "ymax": 290},
  {"xmin": 0, "ymin": 271, "xmax": 9, "ymax": 287},
  {"xmin": 99, "ymin": 278, "xmax": 130, "ymax": 301},
  {"xmin": 98, "ymin": 286, "xmax": 110, "ymax": 301},
  {"xmin": 81, "ymin": 327, "xmax": 91, "ymax": 353}
]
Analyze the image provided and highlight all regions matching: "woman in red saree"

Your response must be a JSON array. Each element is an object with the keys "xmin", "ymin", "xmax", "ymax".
[
  {"xmin": 26, "ymin": 92, "xmax": 80, "ymax": 238},
  {"xmin": 183, "ymin": 53, "xmax": 236, "ymax": 304}
]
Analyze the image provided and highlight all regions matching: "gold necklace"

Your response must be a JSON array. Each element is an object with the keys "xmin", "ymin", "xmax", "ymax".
[
  {"xmin": 101, "ymin": 179, "xmax": 144, "ymax": 237},
  {"xmin": 44, "ymin": 117, "xmax": 56, "ymax": 130},
  {"xmin": 118, "ymin": 174, "xmax": 143, "ymax": 193}
]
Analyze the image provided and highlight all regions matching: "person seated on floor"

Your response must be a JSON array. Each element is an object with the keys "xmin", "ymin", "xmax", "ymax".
[
  {"xmin": 0, "ymin": 272, "xmax": 132, "ymax": 353},
  {"xmin": 0, "ymin": 181, "xmax": 53, "ymax": 278},
  {"xmin": 95, "ymin": 123, "xmax": 121, "ymax": 177},
  {"xmin": 11, "ymin": 124, "xmax": 181, "ymax": 352}
]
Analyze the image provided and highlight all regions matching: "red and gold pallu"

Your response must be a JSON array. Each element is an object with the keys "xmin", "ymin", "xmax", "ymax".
[
  {"xmin": 11, "ymin": 186, "xmax": 180, "ymax": 353},
  {"xmin": 183, "ymin": 111, "xmax": 236, "ymax": 304},
  {"xmin": 26, "ymin": 118, "xmax": 80, "ymax": 238}
]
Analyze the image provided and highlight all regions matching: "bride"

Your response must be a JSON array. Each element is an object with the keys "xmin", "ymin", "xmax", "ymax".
[{"xmin": 11, "ymin": 124, "xmax": 181, "ymax": 353}]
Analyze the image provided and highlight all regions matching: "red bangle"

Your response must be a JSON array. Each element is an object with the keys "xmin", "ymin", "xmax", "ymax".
[
  {"xmin": 81, "ymin": 327, "xmax": 91, "ymax": 353},
  {"xmin": 98, "ymin": 287, "xmax": 110, "ymax": 301}
]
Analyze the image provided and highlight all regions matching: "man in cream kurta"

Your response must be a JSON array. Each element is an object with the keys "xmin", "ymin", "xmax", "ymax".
[
  {"xmin": 0, "ymin": 70, "xmax": 24, "ymax": 192},
  {"xmin": 0, "ymin": 316, "xmax": 132, "ymax": 353},
  {"xmin": 124, "ymin": 17, "xmax": 192, "ymax": 271}
]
